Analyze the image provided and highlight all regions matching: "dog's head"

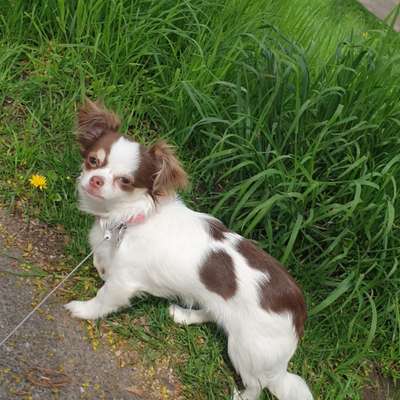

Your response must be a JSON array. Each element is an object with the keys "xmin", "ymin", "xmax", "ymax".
[{"xmin": 76, "ymin": 99, "xmax": 187, "ymax": 216}]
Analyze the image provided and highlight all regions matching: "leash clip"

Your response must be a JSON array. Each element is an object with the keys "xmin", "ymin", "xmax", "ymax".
[
  {"xmin": 116, "ymin": 222, "xmax": 128, "ymax": 246},
  {"xmin": 103, "ymin": 222, "xmax": 127, "ymax": 243}
]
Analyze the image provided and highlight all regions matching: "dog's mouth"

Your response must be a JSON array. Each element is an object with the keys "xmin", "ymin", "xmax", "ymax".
[{"xmin": 83, "ymin": 186, "xmax": 105, "ymax": 200}]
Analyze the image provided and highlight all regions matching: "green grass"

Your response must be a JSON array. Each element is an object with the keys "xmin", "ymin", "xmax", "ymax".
[{"xmin": 1, "ymin": 0, "xmax": 400, "ymax": 399}]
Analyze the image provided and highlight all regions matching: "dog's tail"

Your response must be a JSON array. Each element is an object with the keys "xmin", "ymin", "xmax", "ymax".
[{"xmin": 267, "ymin": 372, "xmax": 313, "ymax": 400}]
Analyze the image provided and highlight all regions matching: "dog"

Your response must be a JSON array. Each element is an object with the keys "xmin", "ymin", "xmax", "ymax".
[{"xmin": 65, "ymin": 100, "xmax": 313, "ymax": 400}]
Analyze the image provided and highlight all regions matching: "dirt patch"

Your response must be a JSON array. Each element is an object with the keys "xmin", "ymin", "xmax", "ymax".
[
  {"xmin": 0, "ymin": 208, "xmax": 183, "ymax": 400},
  {"xmin": 362, "ymin": 364, "xmax": 399, "ymax": 400},
  {"xmin": 0, "ymin": 206, "xmax": 67, "ymax": 268}
]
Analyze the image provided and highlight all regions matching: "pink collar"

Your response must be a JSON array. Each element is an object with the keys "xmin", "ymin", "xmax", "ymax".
[
  {"xmin": 127, "ymin": 213, "xmax": 145, "ymax": 224},
  {"xmin": 99, "ymin": 213, "xmax": 146, "ymax": 244},
  {"xmin": 97, "ymin": 213, "xmax": 146, "ymax": 224}
]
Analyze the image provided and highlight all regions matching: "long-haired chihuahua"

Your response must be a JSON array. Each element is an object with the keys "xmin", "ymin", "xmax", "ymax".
[{"xmin": 65, "ymin": 100, "xmax": 313, "ymax": 400}]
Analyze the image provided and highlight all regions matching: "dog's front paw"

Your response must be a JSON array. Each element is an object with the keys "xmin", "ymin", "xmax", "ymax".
[{"xmin": 64, "ymin": 300, "xmax": 101, "ymax": 320}]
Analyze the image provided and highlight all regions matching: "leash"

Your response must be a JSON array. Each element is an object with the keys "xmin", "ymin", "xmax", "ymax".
[{"xmin": 0, "ymin": 222, "xmax": 126, "ymax": 349}]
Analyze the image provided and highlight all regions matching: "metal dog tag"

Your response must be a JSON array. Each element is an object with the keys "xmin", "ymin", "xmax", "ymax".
[{"xmin": 115, "ymin": 223, "xmax": 128, "ymax": 247}]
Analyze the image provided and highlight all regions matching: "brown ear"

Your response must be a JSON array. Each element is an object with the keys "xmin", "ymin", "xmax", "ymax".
[
  {"xmin": 76, "ymin": 99, "xmax": 120, "ymax": 155},
  {"xmin": 149, "ymin": 141, "xmax": 188, "ymax": 195}
]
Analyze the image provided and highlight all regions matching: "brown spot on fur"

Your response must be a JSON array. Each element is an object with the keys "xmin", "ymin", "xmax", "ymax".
[
  {"xmin": 77, "ymin": 99, "xmax": 120, "ymax": 156},
  {"xmin": 199, "ymin": 250, "xmax": 237, "ymax": 300},
  {"xmin": 206, "ymin": 218, "xmax": 229, "ymax": 241},
  {"xmin": 84, "ymin": 131, "xmax": 121, "ymax": 169},
  {"xmin": 133, "ymin": 145, "xmax": 158, "ymax": 192},
  {"xmin": 149, "ymin": 141, "xmax": 188, "ymax": 195},
  {"xmin": 237, "ymin": 239, "xmax": 307, "ymax": 337}
]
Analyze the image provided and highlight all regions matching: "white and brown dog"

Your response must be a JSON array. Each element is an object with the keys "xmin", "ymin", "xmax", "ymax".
[{"xmin": 65, "ymin": 100, "xmax": 313, "ymax": 400}]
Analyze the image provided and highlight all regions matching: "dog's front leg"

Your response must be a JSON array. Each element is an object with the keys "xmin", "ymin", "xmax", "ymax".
[
  {"xmin": 65, "ymin": 280, "xmax": 139, "ymax": 320},
  {"xmin": 93, "ymin": 254, "xmax": 107, "ymax": 281}
]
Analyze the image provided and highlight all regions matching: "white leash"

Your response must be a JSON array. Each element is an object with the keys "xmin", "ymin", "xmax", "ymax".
[{"xmin": 0, "ymin": 223, "xmax": 125, "ymax": 349}]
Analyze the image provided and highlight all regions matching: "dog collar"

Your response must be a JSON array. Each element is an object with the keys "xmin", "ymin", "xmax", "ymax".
[
  {"xmin": 101, "ymin": 213, "xmax": 146, "ymax": 245},
  {"xmin": 127, "ymin": 213, "xmax": 145, "ymax": 224}
]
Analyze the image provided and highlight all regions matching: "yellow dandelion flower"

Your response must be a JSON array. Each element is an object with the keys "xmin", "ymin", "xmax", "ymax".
[{"xmin": 29, "ymin": 174, "xmax": 47, "ymax": 190}]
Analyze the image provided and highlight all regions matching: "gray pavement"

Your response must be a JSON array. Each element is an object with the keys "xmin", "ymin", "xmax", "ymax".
[
  {"xmin": 358, "ymin": 0, "xmax": 400, "ymax": 31},
  {"xmin": 0, "ymin": 239, "xmax": 141, "ymax": 399},
  {"xmin": 0, "ymin": 210, "xmax": 181, "ymax": 400}
]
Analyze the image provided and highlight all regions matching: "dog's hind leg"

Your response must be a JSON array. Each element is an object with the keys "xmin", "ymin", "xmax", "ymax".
[
  {"xmin": 227, "ymin": 328, "xmax": 313, "ymax": 400},
  {"xmin": 228, "ymin": 336, "xmax": 263, "ymax": 400},
  {"xmin": 169, "ymin": 305, "xmax": 213, "ymax": 325},
  {"xmin": 232, "ymin": 385, "xmax": 262, "ymax": 400},
  {"xmin": 265, "ymin": 371, "xmax": 313, "ymax": 400}
]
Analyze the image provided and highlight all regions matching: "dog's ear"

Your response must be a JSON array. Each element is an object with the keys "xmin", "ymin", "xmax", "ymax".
[
  {"xmin": 76, "ymin": 99, "xmax": 120, "ymax": 155},
  {"xmin": 149, "ymin": 140, "xmax": 188, "ymax": 195}
]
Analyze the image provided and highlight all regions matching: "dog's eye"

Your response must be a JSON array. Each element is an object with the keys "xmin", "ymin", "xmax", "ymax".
[
  {"xmin": 88, "ymin": 156, "xmax": 98, "ymax": 167},
  {"xmin": 118, "ymin": 176, "xmax": 131, "ymax": 185}
]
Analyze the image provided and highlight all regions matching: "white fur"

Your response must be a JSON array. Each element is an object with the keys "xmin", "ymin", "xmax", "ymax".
[
  {"xmin": 65, "ymin": 139, "xmax": 313, "ymax": 400},
  {"xmin": 77, "ymin": 137, "xmax": 147, "ymax": 217},
  {"xmin": 97, "ymin": 148, "xmax": 106, "ymax": 163},
  {"xmin": 107, "ymin": 137, "xmax": 141, "ymax": 175}
]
